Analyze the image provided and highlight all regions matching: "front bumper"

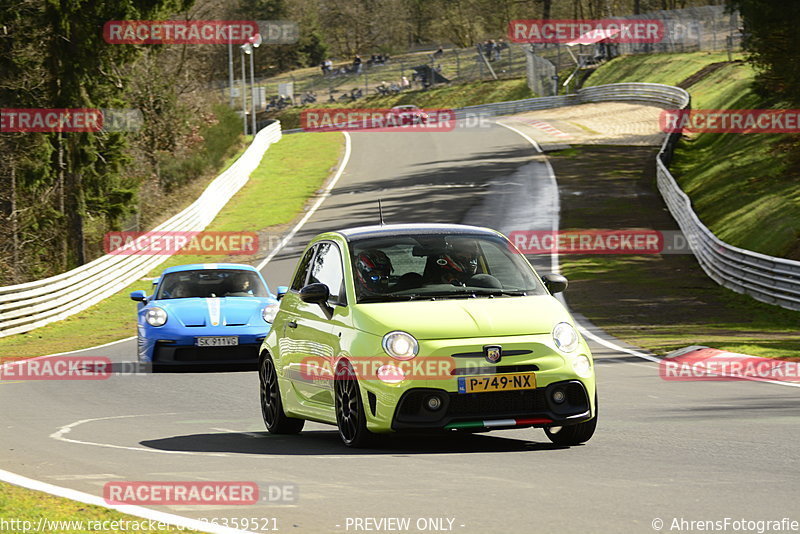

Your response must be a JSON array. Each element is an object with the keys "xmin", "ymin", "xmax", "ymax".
[
  {"xmin": 348, "ymin": 333, "xmax": 595, "ymax": 432},
  {"xmin": 390, "ymin": 380, "xmax": 591, "ymax": 431},
  {"xmin": 138, "ymin": 326, "xmax": 268, "ymax": 367}
]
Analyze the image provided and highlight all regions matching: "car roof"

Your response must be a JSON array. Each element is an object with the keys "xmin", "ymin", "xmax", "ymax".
[
  {"xmin": 334, "ymin": 223, "xmax": 502, "ymax": 241},
  {"xmin": 160, "ymin": 263, "xmax": 259, "ymax": 275}
]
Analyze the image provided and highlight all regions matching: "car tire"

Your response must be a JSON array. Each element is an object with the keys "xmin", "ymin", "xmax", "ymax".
[
  {"xmin": 544, "ymin": 393, "xmax": 598, "ymax": 446},
  {"xmin": 259, "ymin": 355, "xmax": 304, "ymax": 435},
  {"xmin": 334, "ymin": 361, "xmax": 374, "ymax": 448}
]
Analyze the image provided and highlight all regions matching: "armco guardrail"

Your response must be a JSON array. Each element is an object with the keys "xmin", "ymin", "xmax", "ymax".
[
  {"xmin": 0, "ymin": 122, "xmax": 282, "ymax": 337},
  {"xmin": 647, "ymin": 93, "xmax": 800, "ymax": 311},
  {"xmin": 457, "ymin": 83, "xmax": 800, "ymax": 311}
]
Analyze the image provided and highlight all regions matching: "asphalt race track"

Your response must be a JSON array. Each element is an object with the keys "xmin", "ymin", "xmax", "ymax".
[{"xmin": 2, "ymin": 119, "xmax": 799, "ymax": 534}]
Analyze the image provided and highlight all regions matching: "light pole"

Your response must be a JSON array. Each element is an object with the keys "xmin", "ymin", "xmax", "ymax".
[
  {"xmin": 248, "ymin": 33, "xmax": 262, "ymax": 135},
  {"xmin": 240, "ymin": 43, "xmax": 250, "ymax": 135},
  {"xmin": 227, "ymin": 25, "xmax": 235, "ymax": 107}
]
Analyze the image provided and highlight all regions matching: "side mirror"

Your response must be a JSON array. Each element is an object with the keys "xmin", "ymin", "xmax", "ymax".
[
  {"xmin": 541, "ymin": 273, "xmax": 568, "ymax": 294},
  {"xmin": 130, "ymin": 290, "xmax": 147, "ymax": 302},
  {"xmin": 276, "ymin": 285, "xmax": 289, "ymax": 300},
  {"xmin": 299, "ymin": 283, "xmax": 330, "ymax": 304}
]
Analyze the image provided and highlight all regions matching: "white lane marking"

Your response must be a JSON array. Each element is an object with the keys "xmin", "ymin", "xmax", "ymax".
[
  {"xmin": 0, "ymin": 336, "xmax": 136, "ymax": 363},
  {"xmin": 256, "ymin": 131, "xmax": 352, "ymax": 271},
  {"xmin": 49, "ymin": 414, "xmax": 349, "ymax": 458},
  {"xmin": 0, "ymin": 468, "xmax": 256, "ymax": 534},
  {"xmin": 50, "ymin": 414, "xmax": 230, "ymax": 457},
  {"xmin": 49, "ymin": 473, "xmax": 121, "ymax": 481},
  {"xmin": 49, "ymin": 415, "xmax": 549, "ymax": 459},
  {"xmin": 496, "ymin": 118, "xmax": 800, "ymax": 389}
]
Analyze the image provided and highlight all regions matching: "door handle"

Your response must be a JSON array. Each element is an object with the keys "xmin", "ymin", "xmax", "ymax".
[{"xmin": 287, "ymin": 321, "xmax": 298, "ymax": 329}]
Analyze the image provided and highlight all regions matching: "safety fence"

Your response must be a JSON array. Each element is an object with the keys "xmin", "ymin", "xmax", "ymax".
[{"xmin": 0, "ymin": 122, "xmax": 282, "ymax": 337}]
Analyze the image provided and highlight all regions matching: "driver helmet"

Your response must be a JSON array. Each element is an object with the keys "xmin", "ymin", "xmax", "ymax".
[
  {"xmin": 355, "ymin": 249, "xmax": 393, "ymax": 291},
  {"xmin": 437, "ymin": 238, "xmax": 480, "ymax": 278}
]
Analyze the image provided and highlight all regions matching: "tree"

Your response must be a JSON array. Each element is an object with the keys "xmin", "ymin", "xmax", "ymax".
[
  {"xmin": 39, "ymin": 0, "xmax": 192, "ymax": 266},
  {"xmin": 727, "ymin": 0, "xmax": 800, "ymax": 106}
]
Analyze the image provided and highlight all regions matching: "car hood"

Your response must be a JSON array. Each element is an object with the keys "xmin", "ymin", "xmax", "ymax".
[
  {"xmin": 155, "ymin": 297, "xmax": 272, "ymax": 327},
  {"xmin": 351, "ymin": 295, "xmax": 572, "ymax": 339}
]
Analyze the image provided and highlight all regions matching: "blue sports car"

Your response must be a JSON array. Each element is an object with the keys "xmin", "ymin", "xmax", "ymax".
[{"xmin": 130, "ymin": 263, "xmax": 279, "ymax": 369}]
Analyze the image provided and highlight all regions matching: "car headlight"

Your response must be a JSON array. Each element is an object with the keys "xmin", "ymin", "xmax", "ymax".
[
  {"xmin": 262, "ymin": 302, "xmax": 280, "ymax": 323},
  {"xmin": 553, "ymin": 322, "xmax": 579, "ymax": 353},
  {"xmin": 573, "ymin": 354, "xmax": 592, "ymax": 378},
  {"xmin": 145, "ymin": 307, "xmax": 167, "ymax": 327},
  {"xmin": 382, "ymin": 331, "xmax": 418, "ymax": 361}
]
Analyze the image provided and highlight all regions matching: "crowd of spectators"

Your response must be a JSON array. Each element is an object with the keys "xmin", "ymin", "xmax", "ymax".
[
  {"xmin": 477, "ymin": 39, "xmax": 509, "ymax": 61},
  {"xmin": 320, "ymin": 53, "xmax": 391, "ymax": 76}
]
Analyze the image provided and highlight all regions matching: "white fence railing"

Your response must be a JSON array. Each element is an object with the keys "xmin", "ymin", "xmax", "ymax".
[
  {"xmin": 452, "ymin": 83, "xmax": 800, "ymax": 311},
  {"xmin": 0, "ymin": 122, "xmax": 282, "ymax": 337}
]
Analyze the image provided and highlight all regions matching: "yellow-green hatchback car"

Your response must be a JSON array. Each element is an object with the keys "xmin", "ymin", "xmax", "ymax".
[{"xmin": 258, "ymin": 224, "xmax": 597, "ymax": 447}]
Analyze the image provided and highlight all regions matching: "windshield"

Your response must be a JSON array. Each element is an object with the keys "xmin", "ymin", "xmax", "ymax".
[
  {"xmin": 350, "ymin": 233, "xmax": 547, "ymax": 303},
  {"xmin": 155, "ymin": 269, "xmax": 268, "ymax": 299}
]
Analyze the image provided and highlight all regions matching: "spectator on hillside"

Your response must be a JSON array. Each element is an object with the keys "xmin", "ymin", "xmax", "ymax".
[
  {"xmin": 353, "ymin": 55, "xmax": 363, "ymax": 73},
  {"xmin": 432, "ymin": 46, "xmax": 444, "ymax": 59},
  {"xmin": 495, "ymin": 39, "xmax": 507, "ymax": 60},
  {"xmin": 485, "ymin": 39, "xmax": 497, "ymax": 61},
  {"xmin": 401, "ymin": 76, "xmax": 410, "ymax": 89}
]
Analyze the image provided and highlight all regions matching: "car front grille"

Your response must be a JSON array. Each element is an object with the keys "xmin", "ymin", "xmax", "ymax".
[
  {"xmin": 447, "ymin": 389, "xmax": 548, "ymax": 416},
  {"xmin": 154, "ymin": 343, "xmax": 259, "ymax": 363}
]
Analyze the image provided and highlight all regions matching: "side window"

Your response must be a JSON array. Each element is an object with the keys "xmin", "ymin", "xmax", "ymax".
[
  {"xmin": 308, "ymin": 242, "xmax": 345, "ymax": 304},
  {"xmin": 290, "ymin": 246, "xmax": 316, "ymax": 291}
]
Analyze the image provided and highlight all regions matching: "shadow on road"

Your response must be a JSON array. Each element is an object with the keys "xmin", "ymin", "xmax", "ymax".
[{"xmin": 140, "ymin": 429, "xmax": 569, "ymax": 455}]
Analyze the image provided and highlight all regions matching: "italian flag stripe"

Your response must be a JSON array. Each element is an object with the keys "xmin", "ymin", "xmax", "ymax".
[
  {"xmin": 483, "ymin": 419, "xmax": 517, "ymax": 428},
  {"xmin": 445, "ymin": 417, "xmax": 553, "ymax": 430}
]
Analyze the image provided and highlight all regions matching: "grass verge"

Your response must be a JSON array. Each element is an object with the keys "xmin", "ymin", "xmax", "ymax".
[
  {"xmin": 0, "ymin": 132, "xmax": 344, "ymax": 359},
  {"xmin": 583, "ymin": 51, "xmax": 744, "ymax": 87},
  {"xmin": 0, "ymin": 481, "xmax": 197, "ymax": 533},
  {"xmin": 550, "ymin": 145, "xmax": 800, "ymax": 359},
  {"xmin": 587, "ymin": 51, "xmax": 800, "ymax": 260}
]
